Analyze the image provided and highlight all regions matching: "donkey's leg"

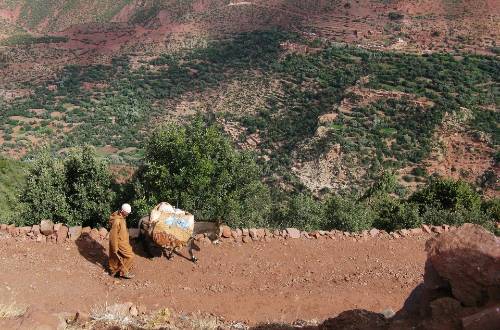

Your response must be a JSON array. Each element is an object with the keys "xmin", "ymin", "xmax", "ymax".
[{"xmin": 187, "ymin": 238, "xmax": 198, "ymax": 263}]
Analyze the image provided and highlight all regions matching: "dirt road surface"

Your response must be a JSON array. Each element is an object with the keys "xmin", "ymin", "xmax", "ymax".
[{"xmin": 0, "ymin": 234, "xmax": 427, "ymax": 325}]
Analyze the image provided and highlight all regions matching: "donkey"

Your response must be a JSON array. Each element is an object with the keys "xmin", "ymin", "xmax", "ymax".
[{"xmin": 138, "ymin": 216, "xmax": 220, "ymax": 263}]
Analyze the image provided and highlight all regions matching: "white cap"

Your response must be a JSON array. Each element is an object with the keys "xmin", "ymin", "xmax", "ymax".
[{"xmin": 121, "ymin": 203, "xmax": 132, "ymax": 214}]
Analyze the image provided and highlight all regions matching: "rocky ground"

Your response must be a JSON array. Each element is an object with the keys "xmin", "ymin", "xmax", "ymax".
[{"xmin": 0, "ymin": 227, "xmax": 428, "ymax": 329}]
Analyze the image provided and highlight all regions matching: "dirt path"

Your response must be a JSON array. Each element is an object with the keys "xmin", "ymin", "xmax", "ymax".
[{"xmin": 0, "ymin": 234, "xmax": 427, "ymax": 325}]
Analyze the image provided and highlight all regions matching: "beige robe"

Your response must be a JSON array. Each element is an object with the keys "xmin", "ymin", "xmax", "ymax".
[{"xmin": 108, "ymin": 211, "xmax": 134, "ymax": 276}]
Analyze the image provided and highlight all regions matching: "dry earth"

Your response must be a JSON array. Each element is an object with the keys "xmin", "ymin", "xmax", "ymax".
[{"xmin": 0, "ymin": 233, "xmax": 427, "ymax": 327}]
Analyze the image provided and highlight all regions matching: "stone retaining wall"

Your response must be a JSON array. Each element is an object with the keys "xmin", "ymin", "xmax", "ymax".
[{"xmin": 0, "ymin": 220, "xmax": 453, "ymax": 244}]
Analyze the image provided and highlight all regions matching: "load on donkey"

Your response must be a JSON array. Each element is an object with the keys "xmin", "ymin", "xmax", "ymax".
[{"xmin": 138, "ymin": 202, "xmax": 220, "ymax": 263}]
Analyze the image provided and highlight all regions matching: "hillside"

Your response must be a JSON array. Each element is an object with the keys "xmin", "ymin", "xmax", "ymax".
[{"xmin": 0, "ymin": 0, "xmax": 498, "ymax": 198}]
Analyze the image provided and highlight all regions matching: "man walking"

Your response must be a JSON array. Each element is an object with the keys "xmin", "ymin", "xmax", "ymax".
[{"xmin": 108, "ymin": 203, "xmax": 135, "ymax": 279}]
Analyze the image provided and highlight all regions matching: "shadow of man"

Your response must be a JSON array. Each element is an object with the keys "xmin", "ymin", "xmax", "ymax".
[{"xmin": 75, "ymin": 233, "xmax": 109, "ymax": 271}]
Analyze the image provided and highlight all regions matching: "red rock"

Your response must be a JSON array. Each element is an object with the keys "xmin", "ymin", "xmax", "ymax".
[
  {"xmin": 220, "ymin": 225, "xmax": 231, "ymax": 238},
  {"xmin": 242, "ymin": 228, "xmax": 249, "ymax": 236},
  {"xmin": 319, "ymin": 230, "xmax": 328, "ymax": 236},
  {"xmin": 236, "ymin": 228, "xmax": 243, "ymax": 237},
  {"xmin": 19, "ymin": 226, "xmax": 32, "ymax": 235},
  {"xmin": 57, "ymin": 226, "xmax": 69, "ymax": 244},
  {"xmin": 89, "ymin": 228, "xmax": 100, "ymax": 240},
  {"xmin": 410, "ymin": 228, "xmax": 423, "ymax": 235},
  {"xmin": 422, "ymin": 224, "xmax": 432, "ymax": 234},
  {"xmin": 264, "ymin": 229, "xmax": 272, "ymax": 237},
  {"xmin": 443, "ymin": 224, "xmax": 450, "ymax": 232},
  {"xmin": 242, "ymin": 236, "xmax": 251, "ymax": 243},
  {"xmin": 249, "ymin": 228, "xmax": 259, "ymax": 240},
  {"xmin": 32, "ymin": 225, "xmax": 40, "ymax": 236},
  {"xmin": 40, "ymin": 220, "xmax": 54, "ymax": 236},
  {"xmin": 425, "ymin": 224, "xmax": 500, "ymax": 307},
  {"xmin": 461, "ymin": 306, "xmax": 500, "ymax": 330},
  {"xmin": 301, "ymin": 231, "xmax": 311, "ymax": 239},
  {"xmin": 430, "ymin": 297, "xmax": 461, "ymax": 319},
  {"xmin": 311, "ymin": 231, "xmax": 321, "ymax": 239},
  {"xmin": 98, "ymin": 227, "xmax": 108, "ymax": 239},
  {"xmin": 230, "ymin": 230, "xmax": 240, "ymax": 239},
  {"xmin": 399, "ymin": 229, "xmax": 410, "ymax": 237},
  {"xmin": 391, "ymin": 232, "xmax": 401, "ymax": 239},
  {"xmin": 369, "ymin": 228, "xmax": 380, "ymax": 237},
  {"xmin": 0, "ymin": 224, "xmax": 7, "ymax": 231},
  {"xmin": 68, "ymin": 226, "xmax": 82, "ymax": 241},
  {"xmin": 36, "ymin": 235, "xmax": 46, "ymax": 243},
  {"xmin": 273, "ymin": 229, "xmax": 281, "ymax": 236},
  {"xmin": 256, "ymin": 228, "xmax": 265, "ymax": 238},
  {"xmin": 286, "ymin": 228, "xmax": 301, "ymax": 239},
  {"xmin": 53, "ymin": 223, "xmax": 62, "ymax": 232}
]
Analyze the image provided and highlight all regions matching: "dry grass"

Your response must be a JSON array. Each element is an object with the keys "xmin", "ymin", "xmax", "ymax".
[
  {"xmin": 89, "ymin": 302, "xmax": 139, "ymax": 328},
  {"xmin": 0, "ymin": 302, "xmax": 28, "ymax": 319}
]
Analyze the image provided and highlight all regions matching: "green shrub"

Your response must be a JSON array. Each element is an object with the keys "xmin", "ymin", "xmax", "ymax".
[
  {"xmin": 324, "ymin": 195, "xmax": 375, "ymax": 232},
  {"xmin": 372, "ymin": 196, "xmax": 422, "ymax": 232},
  {"xmin": 0, "ymin": 158, "xmax": 26, "ymax": 224},
  {"xmin": 388, "ymin": 12, "xmax": 404, "ymax": 20},
  {"xmin": 482, "ymin": 198, "xmax": 500, "ymax": 222},
  {"xmin": 278, "ymin": 193, "xmax": 325, "ymax": 231},
  {"xmin": 19, "ymin": 146, "xmax": 114, "ymax": 227},
  {"xmin": 133, "ymin": 118, "xmax": 271, "ymax": 228},
  {"xmin": 410, "ymin": 178, "xmax": 482, "ymax": 213}
]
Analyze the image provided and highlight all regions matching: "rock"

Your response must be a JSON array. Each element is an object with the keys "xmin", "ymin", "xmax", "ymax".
[
  {"xmin": 319, "ymin": 230, "xmax": 329, "ymax": 236},
  {"xmin": 236, "ymin": 228, "xmax": 243, "ymax": 237},
  {"xmin": 129, "ymin": 305, "xmax": 139, "ymax": 317},
  {"xmin": 220, "ymin": 225, "xmax": 231, "ymax": 238},
  {"xmin": 311, "ymin": 231, "xmax": 321, "ymax": 239},
  {"xmin": 425, "ymin": 223, "xmax": 500, "ymax": 307},
  {"xmin": 89, "ymin": 228, "xmax": 100, "ymax": 240},
  {"xmin": 431, "ymin": 225, "xmax": 444, "ymax": 234},
  {"xmin": 461, "ymin": 306, "xmax": 500, "ymax": 330},
  {"xmin": 81, "ymin": 227, "xmax": 91, "ymax": 235},
  {"xmin": 20, "ymin": 226, "xmax": 32, "ymax": 235},
  {"xmin": 32, "ymin": 225, "xmax": 41, "ymax": 236},
  {"xmin": 249, "ymin": 228, "xmax": 259, "ymax": 240},
  {"xmin": 98, "ymin": 227, "xmax": 108, "ymax": 239},
  {"xmin": 369, "ymin": 228, "xmax": 380, "ymax": 237},
  {"xmin": 430, "ymin": 297, "xmax": 462, "ymax": 319},
  {"xmin": 242, "ymin": 228, "xmax": 249, "ymax": 236},
  {"xmin": 391, "ymin": 232, "xmax": 401, "ymax": 239},
  {"xmin": 57, "ymin": 225, "xmax": 69, "ymax": 244},
  {"xmin": 36, "ymin": 235, "xmax": 46, "ymax": 243},
  {"xmin": 256, "ymin": 228, "xmax": 265, "ymax": 239},
  {"xmin": 273, "ymin": 229, "xmax": 281, "ymax": 237},
  {"xmin": 230, "ymin": 230, "xmax": 240, "ymax": 239},
  {"xmin": 53, "ymin": 223, "xmax": 62, "ymax": 232},
  {"xmin": 129, "ymin": 228, "xmax": 140, "ymax": 239},
  {"xmin": 399, "ymin": 229, "xmax": 410, "ymax": 237},
  {"xmin": 264, "ymin": 229, "xmax": 272, "ymax": 237},
  {"xmin": 410, "ymin": 228, "xmax": 422, "ymax": 235},
  {"xmin": 242, "ymin": 236, "xmax": 251, "ymax": 243},
  {"xmin": 8, "ymin": 226, "xmax": 20, "ymax": 236},
  {"xmin": 320, "ymin": 309, "xmax": 389, "ymax": 330},
  {"xmin": 40, "ymin": 220, "xmax": 54, "ymax": 236},
  {"xmin": 0, "ymin": 224, "xmax": 7, "ymax": 231},
  {"xmin": 301, "ymin": 231, "xmax": 311, "ymax": 239},
  {"xmin": 194, "ymin": 234, "xmax": 205, "ymax": 241},
  {"xmin": 74, "ymin": 311, "xmax": 91, "ymax": 323},
  {"xmin": 422, "ymin": 224, "xmax": 432, "ymax": 234},
  {"xmin": 68, "ymin": 226, "xmax": 82, "ymax": 241},
  {"xmin": 286, "ymin": 228, "xmax": 301, "ymax": 239}
]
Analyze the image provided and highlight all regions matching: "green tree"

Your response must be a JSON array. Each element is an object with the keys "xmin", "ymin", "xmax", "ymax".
[
  {"xmin": 19, "ymin": 146, "xmax": 114, "ymax": 227},
  {"xmin": 324, "ymin": 194, "xmax": 375, "ymax": 232},
  {"xmin": 133, "ymin": 119, "xmax": 271, "ymax": 228}
]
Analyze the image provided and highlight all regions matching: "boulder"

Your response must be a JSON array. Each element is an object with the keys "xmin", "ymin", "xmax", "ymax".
[
  {"xmin": 40, "ymin": 220, "xmax": 54, "ymax": 236},
  {"xmin": 286, "ymin": 228, "xmax": 301, "ymax": 239},
  {"xmin": 19, "ymin": 226, "xmax": 32, "ymax": 235},
  {"xmin": 461, "ymin": 306, "xmax": 500, "ymax": 330},
  {"xmin": 68, "ymin": 226, "xmax": 82, "ymax": 241},
  {"xmin": 425, "ymin": 223, "xmax": 500, "ymax": 307},
  {"xmin": 242, "ymin": 228, "xmax": 249, "ymax": 237},
  {"xmin": 57, "ymin": 226, "xmax": 69, "ymax": 244},
  {"xmin": 369, "ymin": 228, "xmax": 379, "ymax": 237},
  {"xmin": 220, "ymin": 225, "xmax": 231, "ymax": 238},
  {"xmin": 422, "ymin": 224, "xmax": 432, "ymax": 234},
  {"xmin": 249, "ymin": 228, "xmax": 259, "ymax": 240}
]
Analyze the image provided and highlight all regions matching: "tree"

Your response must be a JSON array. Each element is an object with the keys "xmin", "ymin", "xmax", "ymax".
[
  {"xmin": 324, "ymin": 194, "xmax": 375, "ymax": 232},
  {"xmin": 133, "ymin": 118, "xmax": 271, "ymax": 228},
  {"xmin": 20, "ymin": 146, "xmax": 114, "ymax": 227}
]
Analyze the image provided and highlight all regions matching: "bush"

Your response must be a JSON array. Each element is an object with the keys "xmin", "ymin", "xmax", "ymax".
[
  {"xmin": 277, "ymin": 193, "xmax": 326, "ymax": 231},
  {"xmin": 388, "ymin": 12, "xmax": 404, "ymax": 20},
  {"xmin": 410, "ymin": 178, "xmax": 482, "ymax": 213},
  {"xmin": 19, "ymin": 146, "xmax": 114, "ymax": 227},
  {"xmin": 372, "ymin": 196, "xmax": 422, "ymax": 232},
  {"xmin": 324, "ymin": 195, "xmax": 375, "ymax": 232},
  {"xmin": 133, "ymin": 118, "xmax": 271, "ymax": 228},
  {"xmin": 421, "ymin": 205, "xmax": 493, "ymax": 230}
]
